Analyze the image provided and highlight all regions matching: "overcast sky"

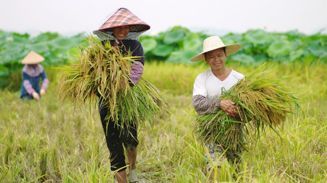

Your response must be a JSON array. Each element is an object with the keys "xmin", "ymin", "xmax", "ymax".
[{"xmin": 0, "ymin": 0, "xmax": 326, "ymax": 35}]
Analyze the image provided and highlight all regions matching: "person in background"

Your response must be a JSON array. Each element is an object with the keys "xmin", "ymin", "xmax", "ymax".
[{"xmin": 20, "ymin": 51, "xmax": 49, "ymax": 100}]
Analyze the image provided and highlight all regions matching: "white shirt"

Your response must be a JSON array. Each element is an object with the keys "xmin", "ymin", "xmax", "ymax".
[{"xmin": 193, "ymin": 69, "xmax": 244, "ymax": 99}]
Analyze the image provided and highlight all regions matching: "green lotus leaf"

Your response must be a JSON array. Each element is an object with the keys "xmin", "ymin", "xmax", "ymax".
[
  {"xmin": 140, "ymin": 38, "xmax": 157, "ymax": 53},
  {"xmin": 152, "ymin": 45, "xmax": 174, "ymax": 57}
]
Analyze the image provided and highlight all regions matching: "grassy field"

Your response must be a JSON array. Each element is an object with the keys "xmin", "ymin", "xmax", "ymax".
[{"xmin": 0, "ymin": 62, "xmax": 326, "ymax": 182}]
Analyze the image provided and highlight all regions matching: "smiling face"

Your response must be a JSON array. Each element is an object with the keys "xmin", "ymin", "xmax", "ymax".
[
  {"xmin": 112, "ymin": 25, "xmax": 130, "ymax": 40},
  {"xmin": 27, "ymin": 64, "xmax": 38, "ymax": 68},
  {"xmin": 204, "ymin": 48, "xmax": 226, "ymax": 71}
]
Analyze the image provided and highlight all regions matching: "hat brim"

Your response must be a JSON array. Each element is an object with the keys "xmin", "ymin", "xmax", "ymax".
[
  {"xmin": 99, "ymin": 24, "xmax": 150, "ymax": 33},
  {"xmin": 22, "ymin": 59, "xmax": 44, "ymax": 64},
  {"xmin": 21, "ymin": 51, "xmax": 44, "ymax": 64},
  {"xmin": 191, "ymin": 44, "xmax": 240, "ymax": 62}
]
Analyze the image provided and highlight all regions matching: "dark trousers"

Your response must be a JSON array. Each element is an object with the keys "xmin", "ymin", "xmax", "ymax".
[{"xmin": 99, "ymin": 104, "xmax": 138, "ymax": 171}]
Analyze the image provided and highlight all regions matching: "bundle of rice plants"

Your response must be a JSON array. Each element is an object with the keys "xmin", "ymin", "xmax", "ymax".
[
  {"xmin": 196, "ymin": 69, "xmax": 298, "ymax": 152},
  {"xmin": 60, "ymin": 36, "xmax": 165, "ymax": 127}
]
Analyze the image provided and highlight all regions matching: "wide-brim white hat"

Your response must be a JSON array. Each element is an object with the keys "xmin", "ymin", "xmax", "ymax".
[
  {"xmin": 191, "ymin": 36, "xmax": 240, "ymax": 62},
  {"xmin": 21, "ymin": 51, "xmax": 44, "ymax": 64}
]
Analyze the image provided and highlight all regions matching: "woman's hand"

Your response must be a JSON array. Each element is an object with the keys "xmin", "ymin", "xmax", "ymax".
[
  {"xmin": 220, "ymin": 99, "xmax": 238, "ymax": 117},
  {"xmin": 32, "ymin": 91, "xmax": 40, "ymax": 101},
  {"xmin": 40, "ymin": 89, "xmax": 46, "ymax": 96}
]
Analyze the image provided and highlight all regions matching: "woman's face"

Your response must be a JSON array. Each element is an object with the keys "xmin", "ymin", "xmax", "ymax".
[
  {"xmin": 27, "ymin": 64, "xmax": 38, "ymax": 67},
  {"xmin": 112, "ymin": 25, "xmax": 130, "ymax": 40},
  {"xmin": 205, "ymin": 48, "xmax": 226, "ymax": 71}
]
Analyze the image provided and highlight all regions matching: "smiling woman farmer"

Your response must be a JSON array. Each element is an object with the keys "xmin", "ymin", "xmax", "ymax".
[
  {"xmin": 191, "ymin": 36, "xmax": 244, "ymax": 168},
  {"xmin": 60, "ymin": 7, "xmax": 161, "ymax": 183},
  {"xmin": 92, "ymin": 8, "xmax": 150, "ymax": 183},
  {"xmin": 192, "ymin": 36, "xmax": 298, "ymax": 176}
]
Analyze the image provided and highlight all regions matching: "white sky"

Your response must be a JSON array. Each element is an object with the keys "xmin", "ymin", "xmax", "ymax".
[{"xmin": 0, "ymin": 0, "xmax": 326, "ymax": 35}]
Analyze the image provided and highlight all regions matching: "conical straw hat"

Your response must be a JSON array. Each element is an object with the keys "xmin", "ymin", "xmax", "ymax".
[
  {"xmin": 21, "ymin": 51, "xmax": 44, "ymax": 64},
  {"xmin": 96, "ymin": 8, "xmax": 150, "ymax": 33}
]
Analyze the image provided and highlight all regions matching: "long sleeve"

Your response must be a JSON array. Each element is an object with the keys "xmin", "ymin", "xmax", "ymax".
[
  {"xmin": 22, "ymin": 72, "xmax": 35, "ymax": 95},
  {"xmin": 128, "ymin": 40, "xmax": 145, "ymax": 85},
  {"xmin": 108, "ymin": 40, "xmax": 145, "ymax": 86},
  {"xmin": 130, "ymin": 61, "xmax": 144, "ymax": 84},
  {"xmin": 131, "ymin": 40, "xmax": 144, "ymax": 64},
  {"xmin": 40, "ymin": 71, "xmax": 49, "ymax": 90},
  {"xmin": 192, "ymin": 95, "xmax": 220, "ymax": 115}
]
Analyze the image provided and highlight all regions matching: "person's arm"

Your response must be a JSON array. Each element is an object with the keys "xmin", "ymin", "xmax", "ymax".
[
  {"xmin": 193, "ymin": 95, "xmax": 239, "ymax": 116},
  {"xmin": 40, "ymin": 70, "xmax": 49, "ymax": 95},
  {"xmin": 192, "ymin": 74, "xmax": 220, "ymax": 115},
  {"xmin": 23, "ymin": 72, "xmax": 35, "ymax": 95},
  {"xmin": 192, "ymin": 73, "xmax": 238, "ymax": 116},
  {"xmin": 23, "ymin": 72, "xmax": 40, "ymax": 100},
  {"xmin": 130, "ymin": 61, "xmax": 144, "ymax": 85},
  {"xmin": 40, "ymin": 71, "xmax": 49, "ymax": 90},
  {"xmin": 193, "ymin": 95, "xmax": 220, "ymax": 115},
  {"xmin": 130, "ymin": 41, "xmax": 144, "ymax": 85}
]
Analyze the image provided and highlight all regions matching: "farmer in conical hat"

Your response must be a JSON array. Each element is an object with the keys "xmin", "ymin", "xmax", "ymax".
[
  {"xmin": 94, "ymin": 8, "xmax": 150, "ymax": 183},
  {"xmin": 20, "ymin": 51, "xmax": 49, "ymax": 100},
  {"xmin": 191, "ymin": 36, "xmax": 244, "ymax": 170}
]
